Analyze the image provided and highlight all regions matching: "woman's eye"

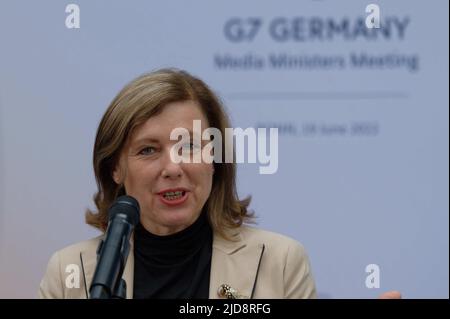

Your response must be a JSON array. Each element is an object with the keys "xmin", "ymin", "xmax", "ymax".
[{"xmin": 139, "ymin": 147, "xmax": 156, "ymax": 155}]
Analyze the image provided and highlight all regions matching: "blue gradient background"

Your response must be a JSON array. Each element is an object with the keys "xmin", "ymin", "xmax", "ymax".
[{"xmin": 0, "ymin": 0, "xmax": 448, "ymax": 298}]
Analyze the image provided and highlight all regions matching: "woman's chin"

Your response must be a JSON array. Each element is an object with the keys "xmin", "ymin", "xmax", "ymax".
[{"xmin": 159, "ymin": 210, "xmax": 200, "ymax": 230}]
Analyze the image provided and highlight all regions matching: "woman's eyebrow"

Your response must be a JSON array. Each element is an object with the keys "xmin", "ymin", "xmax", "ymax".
[
  {"xmin": 133, "ymin": 129, "xmax": 197, "ymax": 145},
  {"xmin": 131, "ymin": 137, "xmax": 160, "ymax": 146}
]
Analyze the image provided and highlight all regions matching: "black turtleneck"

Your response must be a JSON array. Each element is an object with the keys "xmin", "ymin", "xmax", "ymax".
[{"xmin": 133, "ymin": 212, "xmax": 212, "ymax": 299}]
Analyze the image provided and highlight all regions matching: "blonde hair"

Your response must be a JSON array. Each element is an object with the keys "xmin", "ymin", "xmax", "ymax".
[{"xmin": 86, "ymin": 69, "xmax": 253, "ymax": 239}]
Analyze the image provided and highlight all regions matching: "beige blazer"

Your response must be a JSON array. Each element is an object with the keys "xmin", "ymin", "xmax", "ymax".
[{"xmin": 38, "ymin": 225, "xmax": 316, "ymax": 299}]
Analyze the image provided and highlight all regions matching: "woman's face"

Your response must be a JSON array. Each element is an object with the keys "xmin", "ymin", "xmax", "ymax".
[{"xmin": 113, "ymin": 100, "xmax": 214, "ymax": 235}]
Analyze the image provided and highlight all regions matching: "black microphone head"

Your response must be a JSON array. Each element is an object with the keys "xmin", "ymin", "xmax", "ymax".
[{"xmin": 108, "ymin": 195, "xmax": 140, "ymax": 226}]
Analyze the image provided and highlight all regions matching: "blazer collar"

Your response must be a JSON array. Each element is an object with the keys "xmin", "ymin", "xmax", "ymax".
[{"xmin": 212, "ymin": 227, "xmax": 245, "ymax": 254}]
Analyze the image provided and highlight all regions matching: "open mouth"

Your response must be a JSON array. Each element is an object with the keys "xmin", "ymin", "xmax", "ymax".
[
  {"xmin": 158, "ymin": 189, "xmax": 189, "ymax": 206},
  {"xmin": 162, "ymin": 190, "xmax": 186, "ymax": 201}
]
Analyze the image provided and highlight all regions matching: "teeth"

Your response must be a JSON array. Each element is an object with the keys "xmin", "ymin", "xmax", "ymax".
[
  {"xmin": 164, "ymin": 191, "xmax": 182, "ymax": 196},
  {"xmin": 162, "ymin": 191, "xmax": 184, "ymax": 200}
]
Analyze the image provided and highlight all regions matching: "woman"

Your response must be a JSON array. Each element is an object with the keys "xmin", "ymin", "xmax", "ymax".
[{"xmin": 38, "ymin": 68, "xmax": 317, "ymax": 299}]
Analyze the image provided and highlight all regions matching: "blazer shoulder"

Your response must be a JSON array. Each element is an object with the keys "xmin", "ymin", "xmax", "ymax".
[
  {"xmin": 56, "ymin": 236, "xmax": 103, "ymax": 261},
  {"xmin": 38, "ymin": 236, "xmax": 103, "ymax": 299},
  {"xmin": 239, "ymin": 225, "xmax": 305, "ymax": 251},
  {"xmin": 238, "ymin": 225, "xmax": 317, "ymax": 298}
]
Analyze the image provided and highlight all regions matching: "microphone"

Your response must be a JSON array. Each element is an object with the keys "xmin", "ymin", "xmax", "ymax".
[{"xmin": 89, "ymin": 195, "xmax": 140, "ymax": 299}]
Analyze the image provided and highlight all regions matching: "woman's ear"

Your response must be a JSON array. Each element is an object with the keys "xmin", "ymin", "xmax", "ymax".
[{"xmin": 112, "ymin": 163, "xmax": 123, "ymax": 185}]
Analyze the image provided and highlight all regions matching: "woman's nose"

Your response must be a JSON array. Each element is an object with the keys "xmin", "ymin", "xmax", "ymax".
[{"xmin": 160, "ymin": 149, "xmax": 183, "ymax": 179}]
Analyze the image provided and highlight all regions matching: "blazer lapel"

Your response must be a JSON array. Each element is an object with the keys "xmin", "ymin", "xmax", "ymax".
[
  {"xmin": 80, "ymin": 245, "xmax": 96, "ymax": 299},
  {"xmin": 122, "ymin": 241, "xmax": 134, "ymax": 299},
  {"xmin": 209, "ymin": 228, "xmax": 265, "ymax": 299}
]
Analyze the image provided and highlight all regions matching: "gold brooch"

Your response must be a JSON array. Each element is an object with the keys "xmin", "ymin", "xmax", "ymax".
[{"xmin": 217, "ymin": 284, "xmax": 247, "ymax": 299}]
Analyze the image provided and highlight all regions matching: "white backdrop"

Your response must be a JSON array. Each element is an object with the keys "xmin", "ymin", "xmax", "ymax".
[{"xmin": 0, "ymin": 0, "xmax": 448, "ymax": 298}]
